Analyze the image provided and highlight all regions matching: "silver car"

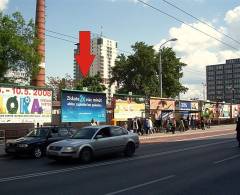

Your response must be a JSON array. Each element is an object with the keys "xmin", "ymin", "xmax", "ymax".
[{"xmin": 46, "ymin": 125, "xmax": 139, "ymax": 163}]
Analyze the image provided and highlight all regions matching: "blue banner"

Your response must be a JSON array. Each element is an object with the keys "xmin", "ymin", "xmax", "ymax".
[
  {"xmin": 61, "ymin": 90, "xmax": 106, "ymax": 122},
  {"xmin": 179, "ymin": 101, "xmax": 191, "ymax": 110}
]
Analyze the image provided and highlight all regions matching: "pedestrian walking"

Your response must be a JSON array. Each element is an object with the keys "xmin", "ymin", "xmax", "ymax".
[
  {"xmin": 91, "ymin": 118, "xmax": 96, "ymax": 126},
  {"xmin": 200, "ymin": 116, "xmax": 205, "ymax": 130},
  {"xmin": 148, "ymin": 117, "xmax": 154, "ymax": 134},
  {"xmin": 132, "ymin": 118, "xmax": 138, "ymax": 133},
  {"xmin": 236, "ymin": 117, "xmax": 240, "ymax": 147}
]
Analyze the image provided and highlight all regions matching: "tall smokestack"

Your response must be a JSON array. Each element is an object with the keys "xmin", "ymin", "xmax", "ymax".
[{"xmin": 32, "ymin": 0, "xmax": 45, "ymax": 86}]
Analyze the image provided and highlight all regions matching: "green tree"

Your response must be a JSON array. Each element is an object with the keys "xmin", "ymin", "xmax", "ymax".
[
  {"xmin": 110, "ymin": 42, "xmax": 188, "ymax": 97},
  {"xmin": 75, "ymin": 72, "xmax": 106, "ymax": 92},
  {"xmin": 46, "ymin": 74, "xmax": 74, "ymax": 101},
  {"xmin": 0, "ymin": 12, "xmax": 41, "ymax": 83}
]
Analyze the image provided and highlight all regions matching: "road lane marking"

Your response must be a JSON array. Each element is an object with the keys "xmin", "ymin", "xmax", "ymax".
[
  {"xmin": 214, "ymin": 154, "xmax": 240, "ymax": 164},
  {"xmin": 0, "ymin": 139, "xmax": 234, "ymax": 183},
  {"xmin": 104, "ymin": 175, "xmax": 176, "ymax": 195}
]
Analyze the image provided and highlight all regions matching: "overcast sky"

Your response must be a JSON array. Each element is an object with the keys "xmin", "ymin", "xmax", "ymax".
[{"xmin": 1, "ymin": 0, "xmax": 240, "ymax": 99}]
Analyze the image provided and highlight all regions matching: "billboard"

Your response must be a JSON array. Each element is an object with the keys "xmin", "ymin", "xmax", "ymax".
[
  {"xmin": 0, "ymin": 85, "xmax": 52, "ymax": 123},
  {"xmin": 150, "ymin": 99, "xmax": 175, "ymax": 110},
  {"xmin": 232, "ymin": 104, "xmax": 240, "ymax": 118},
  {"xmin": 176, "ymin": 101, "xmax": 191, "ymax": 110},
  {"xmin": 61, "ymin": 90, "xmax": 106, "ymax": 123},
  {"xmin": 202, "ymin": 102, "xmax": 231, "ymax": 119},
  {"xmin": 150, "ymin": 98, "xmax": 175, "ymax": 120},
  {"xmin": 113, "ymin": 96, "xmax": 145, "ymax": 121}
]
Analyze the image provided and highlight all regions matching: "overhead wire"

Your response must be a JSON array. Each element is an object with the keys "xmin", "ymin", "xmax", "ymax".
[
  {"xmin": 136, "ymin": 0, "xmax": 239, "ymax": 51},
  {"xmin": 45, "ymin": 29, "xmax": 205, "ymax": 77},
  {"xmin": 162, "ymin": 0, "xmax": 240, "ymax": 46}
]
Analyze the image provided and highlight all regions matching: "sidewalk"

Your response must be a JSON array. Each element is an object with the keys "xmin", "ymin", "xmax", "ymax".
[{"xmin": 139, "ymin": 124, "xmax": 236, "ymax": 141}]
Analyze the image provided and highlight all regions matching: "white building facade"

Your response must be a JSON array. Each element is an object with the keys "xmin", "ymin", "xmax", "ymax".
[{"xmin": 74, "ymin": 36, "xmax": 118, "ymax": 103}]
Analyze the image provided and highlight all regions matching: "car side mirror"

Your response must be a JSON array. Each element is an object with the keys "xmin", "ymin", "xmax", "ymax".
[{"xmin": 95, "ymin": 135, "xmax": 103, "ymax": 139}]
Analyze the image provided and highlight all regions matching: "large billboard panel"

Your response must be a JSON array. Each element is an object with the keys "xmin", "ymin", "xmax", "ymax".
[
  {"xmin": 0, "ymin": 86, "xmax": 52, "ymax": 123},
  {"xmin": 150, "ymin": 98, "xmax": 175, "ymax": 120},
  {"xmin": 113, "ymin": 96, "xmax": 145, "ymax": 121},
  {"xmin": 150, "ymin": 99, "xmax": 175, "ymax": 110},
  {"xmin": 232, "ymin": 104, "xmax": 240, "ymax": 118},
  {"xmin": 202, "ymin": 102, "xmax": 231, "ymax": 119},
  {"xmin": 61, "ymin": 90, "xmax": 106, "ymax": 123}
]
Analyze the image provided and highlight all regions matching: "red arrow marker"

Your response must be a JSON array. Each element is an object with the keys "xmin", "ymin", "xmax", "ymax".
[{"xmin": 75, "ymin": 31, "xmax": 95, "ymax": 77}]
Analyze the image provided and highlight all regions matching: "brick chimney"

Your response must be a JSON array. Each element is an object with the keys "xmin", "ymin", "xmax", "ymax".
[{"xmin": 31, "ymin": 0, "xmax": 45, "ymax": 86}]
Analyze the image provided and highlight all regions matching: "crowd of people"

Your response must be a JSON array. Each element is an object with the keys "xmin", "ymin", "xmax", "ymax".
[{"xmin": 122, "ymin": 115, "xmax": 212, "ymax": 135}]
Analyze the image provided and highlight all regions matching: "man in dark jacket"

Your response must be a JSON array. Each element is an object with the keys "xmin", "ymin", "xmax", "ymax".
[{"xmin": 236, "ymin": 117, "xmax": 240, "ymax": 147}]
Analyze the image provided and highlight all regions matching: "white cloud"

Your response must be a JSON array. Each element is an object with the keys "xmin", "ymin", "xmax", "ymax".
[
  {"xmin": 224, "ymin": 6, "xmax": 240, "ymax": 24},
  {"xmin": 180, "ymin": 84, "xmax": 205, "ymax": 100},
  {"xmin": 0, "ymin": 0, "xmax": 9, "ymax": 11},
  {"xmin": 154, "ymin": 6, "xmax": 240, "ymax": 100}
]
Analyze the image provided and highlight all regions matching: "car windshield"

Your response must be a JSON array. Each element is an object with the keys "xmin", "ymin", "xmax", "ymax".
[
  {"xmin": 71, "ymin": 127, "xmax": 98, "ymax": 139},
  {"xmin": 26, "ymin": 128, "xmax": 49, "ymax": 138}
]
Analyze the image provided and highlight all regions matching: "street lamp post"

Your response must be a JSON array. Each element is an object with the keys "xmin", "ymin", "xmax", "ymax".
[{"xmin": 159, "ymin": 38, "xmax": 177, "ymax": 98}]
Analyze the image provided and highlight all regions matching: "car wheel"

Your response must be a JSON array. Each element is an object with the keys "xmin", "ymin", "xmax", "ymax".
[
  {"xmin": 33, "ymin": 147, "xmax": 43, "ymax": 159},
  {"xmin": 124, "ymin": 142, "xmax": 135, "ymax": 157},
  {"xmin": 80, "ymin": 147, "xmax": 93, "ymax": 163}
]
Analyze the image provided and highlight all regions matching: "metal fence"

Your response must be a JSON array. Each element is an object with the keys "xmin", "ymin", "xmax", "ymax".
[{"xmin": 0, "ymin": 130, "xmax": 5, "ymax": 145}]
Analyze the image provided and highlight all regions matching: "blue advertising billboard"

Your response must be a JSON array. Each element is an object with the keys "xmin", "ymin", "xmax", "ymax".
[
  {"xmin": 61, "ymin": 90, "xmax": 106, "ymax": 122},
  {"xmin": 177, "ymin": 101, "xmax": 192, "ymax": 110}
]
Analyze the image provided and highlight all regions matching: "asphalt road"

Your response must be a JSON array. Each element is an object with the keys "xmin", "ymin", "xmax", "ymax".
[{"xmin": 0, "ymin": 132, "xmax": 239, "ymax": 195}]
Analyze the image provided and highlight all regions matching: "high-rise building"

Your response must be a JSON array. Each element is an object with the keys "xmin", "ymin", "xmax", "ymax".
[
  {"xmin": 206, "ymin": 58, "xmax": 240, "ymax": 103},
  {"xmin": 74, "ymin": 36, "xmax": 118, "ymax": 103}
]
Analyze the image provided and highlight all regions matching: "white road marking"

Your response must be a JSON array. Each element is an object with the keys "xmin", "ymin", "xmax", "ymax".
[
  {"xmin": 104, "ymin": 175, "xmax": 176, "ymax": 195},
  {"xmin": 214, "ymin": 154, "xmax": 240, "ymax": 164},
  {"xmin": 0, "ymin": 139, "xmax": 234, "ymax": 183}
]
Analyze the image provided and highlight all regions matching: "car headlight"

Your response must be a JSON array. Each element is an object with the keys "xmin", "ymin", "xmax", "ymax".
[
  {"xmin": 62, "ymin": 146, "xmax": 76, "ymax": 152},
  {"xmin": 18, "ymin": 144, "xmax": 28, "ymax": 148}
]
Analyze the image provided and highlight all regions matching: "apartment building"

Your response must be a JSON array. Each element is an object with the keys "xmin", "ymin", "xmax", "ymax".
[
  {"xmin": 206, "ymin": 58, "xmax": 240, "ymax": 103},
  {"xmin": 73, "ymin": 36, "xmax": 118, "ymax": 103}
]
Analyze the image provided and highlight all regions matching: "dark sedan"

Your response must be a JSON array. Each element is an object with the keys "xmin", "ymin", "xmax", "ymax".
[{"xmin": 5, "ymin": 126, "xmax": 74, "ymax": 158}]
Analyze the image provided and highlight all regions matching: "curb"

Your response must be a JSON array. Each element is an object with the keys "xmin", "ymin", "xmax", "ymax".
[{"xmin": 139, "ymin": 126, "xmax": 235, "ymax": 141}]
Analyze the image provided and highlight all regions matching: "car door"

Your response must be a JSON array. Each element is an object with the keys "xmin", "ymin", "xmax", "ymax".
[
  {"xmin": 109, "ymin": 126, "xmax": 128, "ymax": 152},
  {"xmin": 91, "ymin": 127, "xmax": 114, "ymax": 155},
  {"xmin": 46, "ymin": 127, "xmax": 62, "ymax": 145}
]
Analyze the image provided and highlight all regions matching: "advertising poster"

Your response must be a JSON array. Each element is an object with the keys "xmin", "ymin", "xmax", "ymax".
[
  {"xmin": 113, "ymin": 96, "xmax": 145, "ymax": 121},
  {"xmin": 150, "ymin": 98, "xmax": 175, "ymax": 120},
  {"xmin": 150, "ymin": 99, "xmax": 175, "ymax": 110},
  {"xmin": 191, "ymin": 101, "xmax": 199, "ymax": 111},
  {"xmin": 202, "ymin": 103, "xmax": 215, "ymax": 118},
  {"xmin": 0, "ymin": 86, "xmax": 52, "ymax": 123},
  {"xmin": 232, "ymin": 104, "xmax": 240, "ymax": 118},
  {"xmin": 176, "ymin": 101, "xmax": 191, "ymax": 110},
  {"xmin": 219, "ymin": 104, "xmax": 231, "ymax": 118},
  {"xmin": 61, "ymin": 90, "xmax": 106, "ymax": 122}
]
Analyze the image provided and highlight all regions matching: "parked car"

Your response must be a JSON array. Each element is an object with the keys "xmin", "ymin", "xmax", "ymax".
[
  {"xmin": 5, "ymin": 126, "xmax": 75, "ymax": 158},
  {"xmin": 47, "ymin": 125, "xmax": 140, "ymax": 163}
]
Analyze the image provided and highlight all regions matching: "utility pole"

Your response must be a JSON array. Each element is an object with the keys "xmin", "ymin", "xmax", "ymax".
[{"xmin": 159, "ymin": 38, "xmax": 177, "ymax": 98}]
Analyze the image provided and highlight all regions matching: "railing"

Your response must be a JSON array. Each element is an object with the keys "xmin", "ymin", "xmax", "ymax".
[{"xmin": 0, "ymin": 130, "xmax": 5, "ymax": 145}]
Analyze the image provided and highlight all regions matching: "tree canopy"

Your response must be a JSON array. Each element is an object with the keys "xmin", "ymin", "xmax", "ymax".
[
  {"xmin": 75, "ymin": 72, "xmax": 106, "ymax": 92},
  {"xmin": 47, "ymin": 73, "xmax": 106, "ymax": 101},
  {"xmin": 0, "ymin": 11, "xmax": 41, "ymax": 83},
  {"xmin": 110, "ymin": 42, "xmax": 188, "ymax": 98}
]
